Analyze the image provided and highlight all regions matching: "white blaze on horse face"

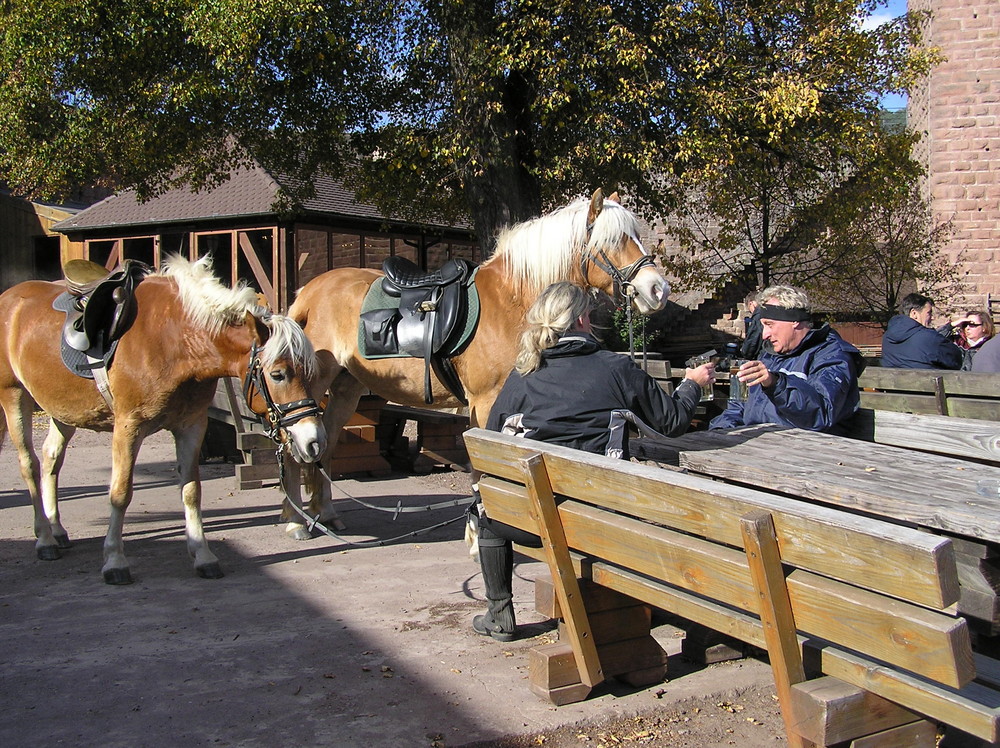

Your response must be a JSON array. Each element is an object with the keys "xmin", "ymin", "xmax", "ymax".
[{"xmin": 286, "ymin": 419, "xmax": 327, "ymax": 463}]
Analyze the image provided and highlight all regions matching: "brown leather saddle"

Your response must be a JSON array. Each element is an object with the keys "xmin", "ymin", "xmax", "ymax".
[{"xmin": 361, "ymin": 257, "xmax": 474, "ymax": 404}]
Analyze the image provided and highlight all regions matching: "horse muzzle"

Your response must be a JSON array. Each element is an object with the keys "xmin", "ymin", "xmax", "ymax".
[
  {"xmin": 631, "ymin": 272, "xmax": 670, "ymax": 314},
  {"xmin": 286, "ymin": 419, "xmax": 327, "ymax": 463}
]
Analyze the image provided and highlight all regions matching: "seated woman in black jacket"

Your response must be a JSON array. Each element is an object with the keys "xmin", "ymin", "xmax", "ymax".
[{"xmin": 469, "ymin": 281, "xmax": 715, "ymax": 641}]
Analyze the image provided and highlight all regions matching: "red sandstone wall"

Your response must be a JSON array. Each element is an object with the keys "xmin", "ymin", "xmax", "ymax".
[{"xmin": 912, "ymin": 0, "xmax": 1000, "ymax": 312}]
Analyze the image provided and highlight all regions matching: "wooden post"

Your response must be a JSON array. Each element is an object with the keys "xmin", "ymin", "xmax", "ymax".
[
  {"xmin": 932, "ymin": 376, "xmax": 948, "ymax": 416},
  {"xmin": 741, "ymin": 509, "xmax": 814, "ymax": 748},
  {"xmin": 521, "ymin": 454, "xmax": 603, "ymax": 690}
]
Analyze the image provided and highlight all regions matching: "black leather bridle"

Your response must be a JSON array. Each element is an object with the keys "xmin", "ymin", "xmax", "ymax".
[
  {"xmin": 242, "ymin": 341, "xmax": 323, "ymax": 442},
  {"xmin": 579, "ymin": 225, "xmax": 657, "ymax": 301}
]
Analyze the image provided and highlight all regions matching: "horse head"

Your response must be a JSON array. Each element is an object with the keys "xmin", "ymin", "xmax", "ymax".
[
  {"xmin": 242, "ymin": 309, "xmax": 328, "ymax": 463},
  {"xmin": 583, "ymin": 188, "xmax": 670, "ymax": 314}
]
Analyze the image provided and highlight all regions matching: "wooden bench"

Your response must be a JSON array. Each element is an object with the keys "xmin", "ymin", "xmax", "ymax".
[
  {"xmin": 847, "ymin": 409, "xmax": 1000, "ymax": 638},
  {"xmin": 465, "ymin": 427, "xmax": 1000, "ymax": 746},
  {"xmin": 647, "ymin": 362, "xmax": 1000, "ymax": 420}
]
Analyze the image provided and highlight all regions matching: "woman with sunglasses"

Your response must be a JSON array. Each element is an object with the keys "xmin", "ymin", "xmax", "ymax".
[{"xmin": 955, "ymin": 311, "xmax": 995, "ymax": 370}]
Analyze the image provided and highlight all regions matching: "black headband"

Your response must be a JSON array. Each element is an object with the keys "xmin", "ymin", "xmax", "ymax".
[{"xmin": 759, "ymin": 304, "xmax": 811, "ymax": 322}]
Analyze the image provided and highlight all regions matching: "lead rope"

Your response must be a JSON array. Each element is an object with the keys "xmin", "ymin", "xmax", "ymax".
[{"xmin": 275, "ymin": 442, "xmax": 467, "ymax": 548}]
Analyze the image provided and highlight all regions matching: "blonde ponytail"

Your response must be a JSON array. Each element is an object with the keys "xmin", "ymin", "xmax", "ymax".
[{"xmin": 514, "ymin": 282, "xmax": 592, "ymax": 375}]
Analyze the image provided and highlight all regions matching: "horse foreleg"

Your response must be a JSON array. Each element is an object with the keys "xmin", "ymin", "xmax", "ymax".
[
  {"xmin": 173, "ymin": 419, "xmax": 223, "ymax": 579},
  {"xmin": 0, "ymin": 389, "xmax": 54, "ymax": 559},
  {"xmin": 40, "ymin": 417, "xmax": 75, "ymax": 550},
  {"xmin": 102, "ymin": 424, "xmax": 144, "ymax": 584}
]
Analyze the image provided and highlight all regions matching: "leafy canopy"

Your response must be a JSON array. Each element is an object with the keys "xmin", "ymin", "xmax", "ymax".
[{"xmin": 0, "ymin": 0, "xmax": 937, "ymax": 252}]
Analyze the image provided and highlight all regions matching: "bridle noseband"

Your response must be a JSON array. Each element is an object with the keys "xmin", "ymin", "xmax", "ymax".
[{"xmin": 242, "ymin": 341, "xmax": 323, "ymax": 442}]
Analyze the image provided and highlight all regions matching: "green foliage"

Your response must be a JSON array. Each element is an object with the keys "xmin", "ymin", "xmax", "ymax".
[
  {"xmin": 0, "ymin": 0, "xmax": 939, "ymax": 256},
  {"xmin": 607, "ymin": 305, "xmax": 660, "ymax": 353}
]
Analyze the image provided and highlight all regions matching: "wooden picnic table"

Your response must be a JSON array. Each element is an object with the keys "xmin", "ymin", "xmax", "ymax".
[{"xmin": 633, "ymin": 425, "xmax": 1000, "ymax": 635}]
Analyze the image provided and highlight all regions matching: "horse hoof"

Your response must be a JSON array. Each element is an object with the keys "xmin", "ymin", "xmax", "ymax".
[
  {"xmin": 37, "ymin": 545, "xmax": 61, "ymax": 561},
  {"xmin": 197, "ymin": 562, "xmax": 225, "ymax": 579},
  {"xmin": 287, "ymin": 526, "xmax": 312, "ymax": 541},
  {"xmin": 54, "ymin": 533, "xmax": 72, "ymax": 549},
  {"xmin": 331, "ymin": 518, "xmax": 348, "ymax": 532},
  {"xmin": 103, "ymin": 568, "xmax": 133, "ymax": 585}
]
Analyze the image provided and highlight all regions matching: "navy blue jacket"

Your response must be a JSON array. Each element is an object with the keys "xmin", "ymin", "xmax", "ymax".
[
  {"xmin": 709, "ymin": 325, "xmax": 864, "ymax": 435},
  {"xmin": 880, "ymin": 315, "xmax": 962, "ymax": 370},
  {"xmin": 487, "ymin": 333, "xmax": 701, "ymax": 459}
]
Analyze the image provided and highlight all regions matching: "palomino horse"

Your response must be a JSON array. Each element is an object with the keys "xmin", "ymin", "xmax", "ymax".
[
  {"xmin": 0, "ymin": 255, "xmax": 326, "ymax": 584},
  {"xmin": 281, "ymin": 189, "xmax": 669, "ymax": 539}
]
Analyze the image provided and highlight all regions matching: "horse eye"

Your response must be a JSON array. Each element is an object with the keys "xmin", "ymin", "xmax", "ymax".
[{"xmin": 269, "ymin": 370, "xmax": 287, "ymax": 383}]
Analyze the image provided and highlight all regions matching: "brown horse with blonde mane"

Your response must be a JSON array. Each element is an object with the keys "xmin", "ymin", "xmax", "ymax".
[
  {"xmin": 282, "ymin": 189, "xmax": 670, "ymax": 539},
  {"xmin": 0, "ymin": 255, "xmax": 326, "ymax": 583}
]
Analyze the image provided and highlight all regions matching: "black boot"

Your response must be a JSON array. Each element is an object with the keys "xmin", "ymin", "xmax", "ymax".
[{"xmin": 472, "ymin": 535, "xmax": 516, "ymax": 642}]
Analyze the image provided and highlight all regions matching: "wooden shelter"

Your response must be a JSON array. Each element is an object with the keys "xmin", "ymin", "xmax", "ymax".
[
  {"xmin": 51, "ymin": 163, "xmax": 480, "ymax": 311},
  {"xmin": 0, "ymin": 188, "xmax": 87, "ymax": 291}
]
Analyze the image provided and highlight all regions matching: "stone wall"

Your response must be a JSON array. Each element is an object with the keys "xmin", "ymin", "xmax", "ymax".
[{"xmin": 911, "ymin": 0, "xmax": 1000, "ymax": 312}]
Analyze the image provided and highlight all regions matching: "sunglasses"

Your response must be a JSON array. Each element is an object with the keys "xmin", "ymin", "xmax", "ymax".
[{"xmin": 966, "ymin": 322, "xmax": 984, "ymax": 328}]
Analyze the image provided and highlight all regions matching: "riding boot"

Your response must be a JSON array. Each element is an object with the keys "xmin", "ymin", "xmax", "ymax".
[{"xmin": 472, "ymin": 535, "xmax": 516, "ymax": 642}]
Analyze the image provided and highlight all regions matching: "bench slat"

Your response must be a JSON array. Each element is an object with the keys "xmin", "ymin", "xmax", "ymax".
[
  {"xmin": 515, "ymin": 545, "xmax": 1000, "ymax": 744},
  {"xmin": 481, "ymin": 479, "xmax": 972, "ymax": 688},
  {"xmin": 850, "ymin": 410, "xmax": 1000, "ymax": 466},
  {"xmin": 467, "ymin": 430, "xmax": 957, "ymax": 609}
]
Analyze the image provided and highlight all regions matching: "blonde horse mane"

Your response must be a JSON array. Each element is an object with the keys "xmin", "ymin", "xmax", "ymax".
[
  {"xmin": 158, "ymin": 254, "xmax": 316, "ymax": 376},
  {"xmin": 485, "ymin": 197, "xmax": 644, "ymax": 294}
]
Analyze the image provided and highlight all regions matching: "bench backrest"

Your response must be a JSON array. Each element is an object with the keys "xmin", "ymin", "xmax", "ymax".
[
  {"xmin": 465, "ymin": 428, "xmax": 973, "ymax": 692},
  {"xmin": 849, "ymin": 408, "xmax": 1000, "ymax": 468},
  {"xmin": 858, "ymin": 367, "xmax": 1000, "ymax": 419}
]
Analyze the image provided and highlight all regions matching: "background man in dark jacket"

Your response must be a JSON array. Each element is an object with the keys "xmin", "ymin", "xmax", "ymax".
[
  {"xmin": 880, "ymin": 293, "xmax": 963, "ymax": 370},
  {"xmin": 710, "ymin": 285, "xmax": 864, "ymax": 435}
]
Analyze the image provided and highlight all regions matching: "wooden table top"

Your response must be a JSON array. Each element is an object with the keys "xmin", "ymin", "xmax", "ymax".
[{"xmin": 635, "ymin": 425, "xmax": 1000, "ymax": 546}]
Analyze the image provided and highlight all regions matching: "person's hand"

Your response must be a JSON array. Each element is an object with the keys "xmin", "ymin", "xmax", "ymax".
[
  {"xmin": 737, "ymin": 360, "xmax": 774, "ymax": 389},
  {"xmin": 684, "ymin": 362, "xmax": 716, "ymax": 388}
]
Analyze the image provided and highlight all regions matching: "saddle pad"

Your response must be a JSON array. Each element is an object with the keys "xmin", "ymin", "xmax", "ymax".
[
  {"xmin": 53, "ymin": 292, "xmax": 114, "ymax": 380},
  {"xmin": 357, "ymin": 268, "xmax": 481, "ymax": 360}
]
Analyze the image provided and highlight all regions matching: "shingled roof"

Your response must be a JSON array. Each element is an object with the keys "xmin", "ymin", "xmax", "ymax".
[{"xmin": 52, "ymin": 162, "xmax": 470, "ymax": 234}]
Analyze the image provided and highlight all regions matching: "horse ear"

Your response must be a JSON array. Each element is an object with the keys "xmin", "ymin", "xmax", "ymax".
[
  {"xmin": 607, "ymin": 191, "xmax": 621, "ymax": 204},
  {"xmin": 245, "ymin": 310, "xmax": 270, "ymax": 346},
  {"xmin": 588, "ymin": 188, "xmax": 605, "ymax": 225}
]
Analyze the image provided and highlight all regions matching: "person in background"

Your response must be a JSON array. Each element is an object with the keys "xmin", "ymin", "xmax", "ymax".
[
  {"xmin": 971, "ymin": 328, "xmax": 1000, "ymax": 373},
  {"xmin": 740, "ymin": 290, "xmax": 764, "ymax": 359},
  {"xmin": 709, "ymin": 285, "xmax": 864, "ymax": 435},
  {"xmin": 951, "ymin": 311, "xmax": 994, "ymax": 371},
  {"xmin": 469, "ymin": 281, "xmax": 715, "ymax": 642},
  {"xmin": 880, "ymin": 293, "xmax": 963, "ymax": 370}
]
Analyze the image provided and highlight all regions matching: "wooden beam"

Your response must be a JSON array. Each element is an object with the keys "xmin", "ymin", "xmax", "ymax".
[
  {"xmin": 521, "ymin": 454, "xmax": 602, "ymax": 690},
  {"xmin": 741, "ymin": 509, "xmax": 812, "ymax": 748}
]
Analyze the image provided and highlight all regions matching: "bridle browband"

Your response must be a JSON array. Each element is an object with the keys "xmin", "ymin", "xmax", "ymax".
[{"xmin": 242, "ymin": 340, "xmax": 323, "ymax": 442}]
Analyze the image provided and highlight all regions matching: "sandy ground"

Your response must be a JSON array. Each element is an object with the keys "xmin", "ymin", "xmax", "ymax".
[{"xmin": 0, "ymin": 419, "xmax": 787, "ymax": 747}]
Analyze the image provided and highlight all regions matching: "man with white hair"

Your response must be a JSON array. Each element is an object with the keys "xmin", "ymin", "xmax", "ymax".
[{"xmin": 710, "ymin": 285, "xmax": 865, "ymax": 435}]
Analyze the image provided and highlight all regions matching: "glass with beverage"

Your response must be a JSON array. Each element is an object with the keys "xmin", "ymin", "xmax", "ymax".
[
  {"xmin": 729, "ymin": 359, "xmax": 749, "ymax": 402},
  {"xmin": 685, "ymin": 349, "xmax": 718, "ymax": 402}
]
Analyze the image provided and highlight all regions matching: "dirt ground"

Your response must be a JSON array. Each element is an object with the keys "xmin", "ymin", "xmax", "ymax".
[{"xmin": 0, "ymin": 417, "xmax": 788, "ymax": 747}]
